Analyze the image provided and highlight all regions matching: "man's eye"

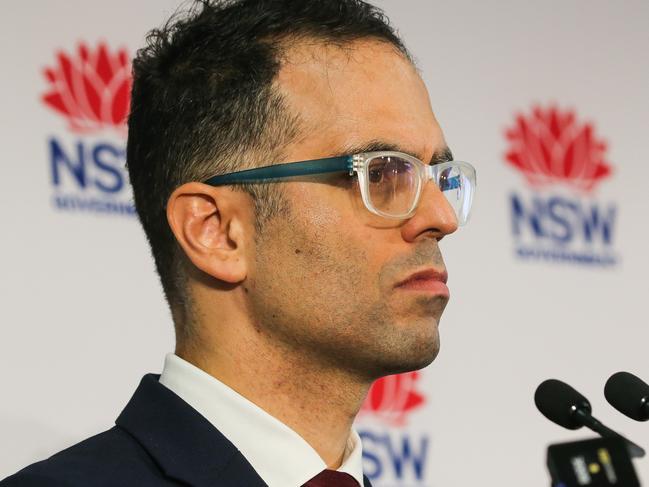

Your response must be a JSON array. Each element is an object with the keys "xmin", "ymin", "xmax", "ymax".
[{"xmin": 369, "ymin": 166, "xmax": 384, "ymax": 183}]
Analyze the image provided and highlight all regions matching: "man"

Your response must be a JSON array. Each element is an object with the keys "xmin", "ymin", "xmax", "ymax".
[{"xmin": 2, "ymin": 0, "xmax": 475, "ymax": 486}]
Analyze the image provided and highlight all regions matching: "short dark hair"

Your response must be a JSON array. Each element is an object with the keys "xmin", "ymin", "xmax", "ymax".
[{"xmin": 127, "ymin": 0, "xmax": 410, "ymax": 335}]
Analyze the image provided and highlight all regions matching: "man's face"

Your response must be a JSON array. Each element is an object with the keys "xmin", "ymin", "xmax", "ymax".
[{"xmin": 245, "ymin": 39, "xmax": 458, "ymax": 380}]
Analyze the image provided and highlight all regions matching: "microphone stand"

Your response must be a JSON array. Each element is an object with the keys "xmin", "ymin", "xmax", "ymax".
[{"xmin": 574, "ymin": 408, "xmax": 646, "ymax": 459}]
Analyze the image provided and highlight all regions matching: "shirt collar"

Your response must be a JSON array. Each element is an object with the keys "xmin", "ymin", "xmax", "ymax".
[{"xmin": 159, "ymin": 353, "xmax": 365, "ymax": 487}]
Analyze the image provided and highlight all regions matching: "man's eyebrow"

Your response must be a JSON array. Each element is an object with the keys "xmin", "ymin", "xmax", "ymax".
[
  {"xmin": 337, "ymin": 140, "xmax": 454, "ymax": 165},
  {"xmin": 432, "ymin": 146, "xmax": 454, "ymax": 165}
]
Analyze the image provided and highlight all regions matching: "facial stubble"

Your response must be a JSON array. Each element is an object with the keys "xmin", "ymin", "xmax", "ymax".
[{"xmin": 250, "ymin": 201, "xmax": 447, "ymax": 382}]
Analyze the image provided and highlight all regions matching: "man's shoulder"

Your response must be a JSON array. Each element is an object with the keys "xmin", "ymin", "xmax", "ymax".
[
  {"xmin": 1, "ymin": 425, "xmax": 174, "ymax": 487},
  {"xmin": 0, "ymin": 373, "xmax": 262, "ymax": 487}
]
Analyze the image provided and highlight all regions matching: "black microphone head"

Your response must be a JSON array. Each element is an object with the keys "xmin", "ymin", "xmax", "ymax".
[
  {"xmin": 535, "ymin": 379, "xmax": 592, "ymax": 430},
  {"xmin": 605, "ymin": 371, "xmax": 649, "ymax": 422}
]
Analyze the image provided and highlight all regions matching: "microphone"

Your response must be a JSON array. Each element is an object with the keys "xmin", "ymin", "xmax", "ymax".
[
  {"xmin": 534, "ymin": 379, "xmax": 646, "ymax": 459},
  {"xmin": 605, "ymin": 371, "xmax": 649, "ymax": 422}
]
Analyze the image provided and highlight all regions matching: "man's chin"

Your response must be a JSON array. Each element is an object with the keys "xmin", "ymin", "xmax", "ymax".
[{"xmin": 371, "ymin": 335, "xmax": 440, "ymax": 378}]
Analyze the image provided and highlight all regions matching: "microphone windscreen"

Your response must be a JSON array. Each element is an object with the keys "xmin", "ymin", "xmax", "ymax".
[
  {"xmin": 535, "ymin": 379, "xmax": 592, "ymax": 430},
  {"xmin": 605, "ymin": 371, "xmax": 649, "ymax": 421}
]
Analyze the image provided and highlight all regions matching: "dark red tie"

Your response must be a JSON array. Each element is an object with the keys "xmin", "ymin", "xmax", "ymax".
[{"xmin": 301, "ymin": 469, "xmax": 360, "ymax": 487}]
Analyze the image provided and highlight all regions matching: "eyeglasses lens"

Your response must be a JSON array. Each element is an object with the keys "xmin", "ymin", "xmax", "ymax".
[
  {"xmin": 367, "ymin": 156, "xmax": 418, "ymax": 216},
  {"xmin": 437, "ymin": 164, "xmax": 474, "ymax": 225}
]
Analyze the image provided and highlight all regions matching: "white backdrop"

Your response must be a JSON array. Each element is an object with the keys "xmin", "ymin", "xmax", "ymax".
[{"xmin": 1, "ymin": 1, "xmax": 648, "ymax": 486}]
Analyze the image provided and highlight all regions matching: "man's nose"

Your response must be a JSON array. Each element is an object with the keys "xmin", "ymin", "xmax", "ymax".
[{"xmin": 400, "ymin": 181, "xmax": 459, "ymax": 242}]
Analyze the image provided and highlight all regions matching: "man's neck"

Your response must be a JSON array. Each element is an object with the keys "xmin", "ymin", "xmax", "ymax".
[{"xmin": 176, "ymin": 318, "xmax": 370, "ymax": 468}]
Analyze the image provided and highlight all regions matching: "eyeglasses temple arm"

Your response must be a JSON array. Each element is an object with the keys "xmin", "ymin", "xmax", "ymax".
[{"xmin": 204, "ymin": 156, "xmax": 353, "ymax": 186}]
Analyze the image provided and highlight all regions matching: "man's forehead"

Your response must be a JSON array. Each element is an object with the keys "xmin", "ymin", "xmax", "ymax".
[
  {"xmin": 275, "ymin": 39, "xmax": 417, "ymax": 104},
  {"xmin": 274, "ymin": 38, "xmax": 444, "ymax": 162}
]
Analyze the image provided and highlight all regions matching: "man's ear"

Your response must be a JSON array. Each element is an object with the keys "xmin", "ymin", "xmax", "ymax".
[{"xmin": 167, "ymin": 182, "xmax": 252, "ymax": 284}]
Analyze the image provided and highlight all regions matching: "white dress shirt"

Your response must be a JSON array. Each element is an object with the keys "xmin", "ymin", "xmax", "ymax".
[{"xmin": 159, "ymin": 353, "xmax": 364, "ymax": 487}]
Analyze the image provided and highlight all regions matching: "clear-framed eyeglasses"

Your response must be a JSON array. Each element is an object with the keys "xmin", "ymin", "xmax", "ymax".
[{"xmin": 203, "ymin": 151, "xmax": 477, "ymax": 225}]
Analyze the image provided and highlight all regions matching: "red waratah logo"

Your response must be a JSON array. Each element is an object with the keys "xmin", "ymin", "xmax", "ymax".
[
  {"xmin": 505, "ymin": 105, "xmax": 612, "ymax": 192},
  {"xmin": 360, "ymin": 372, "xmax": 425, "ymax": 426},
  {"xmin": 42, "ymin": 42, "xmax": 131, "ymax": 134}
]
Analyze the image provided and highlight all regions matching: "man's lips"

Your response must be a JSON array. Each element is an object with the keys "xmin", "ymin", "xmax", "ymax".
[{"xmin": 394, "ymin": 269, "xmax": 449, "ymax": 296}]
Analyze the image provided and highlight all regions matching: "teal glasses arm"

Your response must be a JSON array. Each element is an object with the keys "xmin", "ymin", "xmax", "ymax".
[{"xmin": 204, "ymin": 155, "xmax": 353, "ymax": 186}]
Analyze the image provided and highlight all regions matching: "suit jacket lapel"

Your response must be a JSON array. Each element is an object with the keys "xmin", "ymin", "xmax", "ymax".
[{"xmin": 116, "ymin": 374, "xmax": 267, "ymax": 487}]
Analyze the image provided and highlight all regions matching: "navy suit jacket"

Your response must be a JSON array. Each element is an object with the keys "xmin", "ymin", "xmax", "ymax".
[{"xmin": 1, "ymin": 374, "xmax": 372, "ymax": 487}]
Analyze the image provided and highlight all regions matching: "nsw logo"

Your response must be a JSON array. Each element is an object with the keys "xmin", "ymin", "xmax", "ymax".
[
  {"xmin": 41, "ymin": 42, "xmax": 134, "ymax": 216},
  {"xmin": 357, "ymin": 372, "xmax": 430, "ymax": 486},
  {"xmin": 504, "ymin": 105, "xmax": 617, "ymax": 266},
  {"xmin": 360, "ymin": 370, "xmax": 425, "ymax": 426}
]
